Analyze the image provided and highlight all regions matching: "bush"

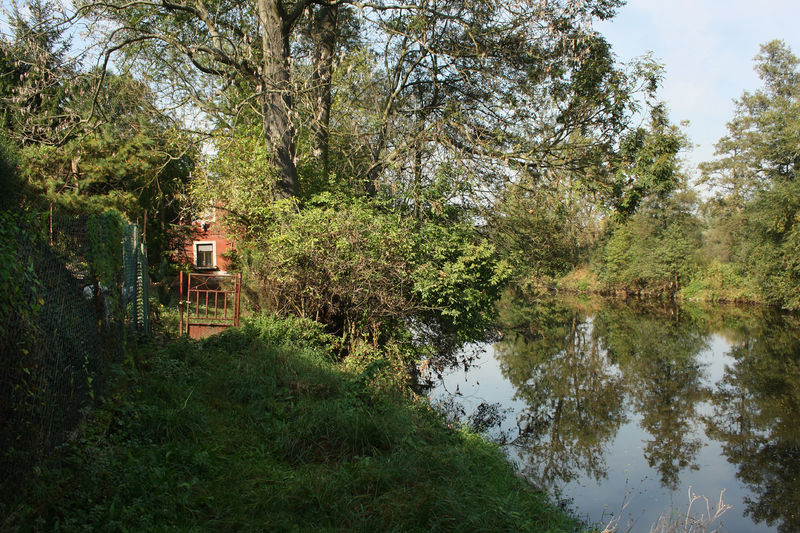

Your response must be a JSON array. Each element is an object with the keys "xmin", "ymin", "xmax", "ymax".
[
  {"xmin": 680, "ymin": 260, "xmax": 762, "ymax": 304},
  {"xmin": 556, "ymin": 267, "xmax": 602, "ymax": 293},
  {"xmin": 232, "ymin": 193, "xmax": 509, "ymax": 365}
]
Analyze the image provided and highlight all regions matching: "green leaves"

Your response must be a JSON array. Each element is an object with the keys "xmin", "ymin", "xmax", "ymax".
[
  {"xmin": 228, "ymin": 193, "xmax": 507, "ymax": 360},
  {"xmin": 601, "ymin": 190, "xmax": 702, "ymax": 294},
  {"xmin": 700, "ymin": 41, "xmax": 800, "ymax": 309}
]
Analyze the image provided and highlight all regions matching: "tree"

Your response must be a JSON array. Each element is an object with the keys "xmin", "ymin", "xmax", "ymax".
[
  {"xmin": 321, "ymin": 1, "xmax": 679, "ymax": 211},
  {"xmin": 78, "ymin": 0, "xmax": 315, "ymax": 197},
  {"xmin": 601, "ymin": 184, "xmax": 702, "ymax": 295},
  {"xmin": 0, "ymin": 0, "xmax": 81, "ymax": 146},
  {"xmin": 700, "ymin": 41, "xmax": 800, "ymax": 308},
  {"xmin": 78, "ymin": 0, "xmax": 677, "ymax": 211},
  {"xmin": 1, "ymin": 3, "xmax": 196, "ymax": 260}
]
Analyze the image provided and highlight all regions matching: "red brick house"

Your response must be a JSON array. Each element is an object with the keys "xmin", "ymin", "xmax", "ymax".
[{"xmin": 177, "ymin": 207, "xmax": 235, "ymax": 273}]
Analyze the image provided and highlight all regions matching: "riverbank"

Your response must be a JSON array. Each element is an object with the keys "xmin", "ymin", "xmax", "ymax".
[
  {"xmin": 555, "ymin": 263, "xmax": 765, "ymax": 306},
  {"xmin": 2, "ymin": 314, "xmax": 581, "ymax": 532}
]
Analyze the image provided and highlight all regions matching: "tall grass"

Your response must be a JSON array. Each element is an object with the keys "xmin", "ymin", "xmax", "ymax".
[
  {"xmin": 648, "ymin": 488, "xmax": 731, "ymax": 533},
  {"xmin": 3, "ymin": 314, "xmax": 580, "ymax": 532},
  {"xmin": 600, "ymin": 487, "xmax": 731, "ymax": 533}
]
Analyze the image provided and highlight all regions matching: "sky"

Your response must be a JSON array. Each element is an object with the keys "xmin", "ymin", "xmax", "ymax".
[
  {"xmin": 3, "ymin": 0, "xmax": 799, "ymax": 177},
  {"xmin": 596, "ymin": 0, "xmax": 800, "ymax": 176}
]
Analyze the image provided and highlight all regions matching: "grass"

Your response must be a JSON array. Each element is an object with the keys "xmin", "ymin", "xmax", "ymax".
[
  {"xmin": 679, "ymin": 260, "xmax": 763, "ymax": 305},
  {"xmin": 599, "ymin": 486, "xmax": 731, "ymax": 533},
  {"xmin": 3, "ymin": 314, "xmax": 580, "ymax": 532},
  {"xmin": 556, "ymin": 267, "xmax": 602, "ymax": 294}
]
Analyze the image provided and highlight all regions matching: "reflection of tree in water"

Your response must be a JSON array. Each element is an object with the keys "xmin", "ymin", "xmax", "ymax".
[
  {"xmin": 491, "ymin": 292, "xmax": 800, "ymax": 528},
  {"xmin": 705, "ymin": 313, "xmax": 800, "ymax": 533},
  {"xmin": 494, "ymin": 295, "xmax": 626, "ymax": 488},
  {"xmin": 594, "ymin": 305, "xmax": 709, "ymax": 489}
]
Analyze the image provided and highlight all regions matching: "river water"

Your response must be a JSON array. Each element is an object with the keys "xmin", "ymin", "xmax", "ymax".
[{"xmin": 428, "ymin": 293, "xmax": 800, "ymax": 533}]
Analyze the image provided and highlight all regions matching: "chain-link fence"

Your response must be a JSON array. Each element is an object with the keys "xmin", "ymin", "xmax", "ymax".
[{"xmin": 0, "ymin": 208, "xmax": 150, "ymax": 495}]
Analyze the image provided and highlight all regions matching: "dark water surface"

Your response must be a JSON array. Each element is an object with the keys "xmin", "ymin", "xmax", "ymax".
[{"xmin": 429, "ymin": 294, "xmax": 800, "ymax": 533}]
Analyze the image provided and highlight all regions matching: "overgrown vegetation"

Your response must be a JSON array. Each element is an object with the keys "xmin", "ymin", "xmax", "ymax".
[
  {"xmin": 227, "ymin": 193, "xmax": 509, "ymax": 364},
  {"xmin": 4, "ymin": 0, "xmax": 800, "ymax": 528},
  {"xmin": 556, "ymin": 40, "xmax": 800, "ymax": 308},
  {"xmin": 2, "ymin": 315, "xmax": 580, "ymax": 532}
]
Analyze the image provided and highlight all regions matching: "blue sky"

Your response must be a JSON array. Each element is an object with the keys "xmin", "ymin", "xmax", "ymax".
[
  {"xmin": 597, "ymin": 0, "xmax": 800, "ymax": 175},
  {"xmin": 3, "ymin": 0, "xmax": 798, "ymax": 177}
]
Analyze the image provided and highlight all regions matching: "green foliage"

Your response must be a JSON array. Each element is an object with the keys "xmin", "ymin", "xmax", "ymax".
[
  {"xmin": 87, "ymin": 211, "xmax": 124, "ymax": 286},
  {"xmin": 0, "ymin": 211, "xmax": 44, "ymax": 340},
  {"xmin": 1, "ymin": 14, "xmax": 195, "ymax": 262},
  {"xmin": 412, "ymin": 222, "xmax": 512, "ymax": 344},
  {"xmin": 0, "ymin": 132, "xmax": 26, "ymax": 210},
  {"xmin": 739, "ymin": 179, "xmax": 800, "ymax": 309},
  {"xmin": 489, "ymin": 184, "xmax": 582, "ymax": 279},
  {"xmin": 15, "ymin": 72, "xmax": 196, "ymax": 262},
  {"xmin": 243, "ymin": 312, "xmax": 337, "ymax": 352},
  {"xmin": 556, "ymin": 267, "xmax": 602, "ymax": 293},
  {"xmin": 680, "ymin": 260, "xmax": 762, "ymax": 304},
  {"xmin": 601, "ymin": 189, "xmax": 702, "ymax": 295},
  {"xmin": 489, "ymin": 102, "xmax": 687, "ymax": 284},
  {"xmin": 223, "ymin": 193, "xmax": 509, "ymax": 364},
  {"xmin": 610, "ymin": 104, "xmax": 685, "ymax": 218},
  {"xmin": 192, "ymin": 130, "xmax": 282, "ymax": 233},
  {"xmin": 4, "ymin": 318, "xmax": 579, "ymax": 532},
  {"xmin": 700, "ymin": 41, "xmax": 800, "ymax": 309}
]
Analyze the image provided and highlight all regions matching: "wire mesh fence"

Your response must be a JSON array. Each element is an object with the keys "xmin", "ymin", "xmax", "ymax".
[
  {"xmin": 123, "ymin": 222, "xmax": 151, "ymax": 338},
  {"xmin": 0, "ymin": 208, "xmax": 150, "ymax": 496}
]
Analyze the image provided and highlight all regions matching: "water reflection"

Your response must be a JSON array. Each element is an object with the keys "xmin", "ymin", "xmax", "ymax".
[
  {"xmin": 495, "ymin": 294, "xmax": 625, "ymax": 487},
  {"xmin": 704, "ymin": 313, "xmax": 800, "ymax": 533},
  {"xmin": 593, "ymin": 306, "xmax": 709, "ymax": 489},
  {"xmin": 436, "ymin": 292, "xmax": 800, "ymax": 532}
]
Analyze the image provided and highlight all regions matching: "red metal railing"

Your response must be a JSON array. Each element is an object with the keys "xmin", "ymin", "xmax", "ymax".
[{"xmin": 179, "ymin": 272, "xmax": 241, "ymax": 339}]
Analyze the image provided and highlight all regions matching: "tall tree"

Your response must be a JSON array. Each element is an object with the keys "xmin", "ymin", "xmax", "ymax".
[
  {"xmin": 325, "ymin": 0, "xmax": 667, "ymax": 206},
  {"xmin": 78, "ymin": 0, "xmax": 673, "ymax": 209},
  {"xmin": 1, "ymin": 3, "xmax": 196, "ymax": 259},
  {"xmin": 700, "ymin": 41, "xmax": 800, "ymax": 308},
  {"xmin": 79, "ymin": 0, "xmax": 317, "ymax": 197},
  {"xmin": 1, "ymin": 0, "xmax": 80, "ymax": 146}
]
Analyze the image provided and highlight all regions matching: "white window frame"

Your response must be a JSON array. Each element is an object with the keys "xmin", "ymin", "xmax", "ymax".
[{"xmin": 193, "ymin": 240, "xmax": 217, "ymax": 269}]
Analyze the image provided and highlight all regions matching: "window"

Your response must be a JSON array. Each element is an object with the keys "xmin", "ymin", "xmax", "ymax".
[{"xmin": 194, "ymin": 241, "xmax": 216, "ymax": 269}]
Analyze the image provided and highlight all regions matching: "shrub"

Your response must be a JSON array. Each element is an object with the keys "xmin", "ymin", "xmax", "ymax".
[
  {"xmin": 680, "ymin": 260, "xmax": 762, "ymax": 304},
  {"xmin": 231, "ymin": 193, "xmax": 509, "ymax": 365}
]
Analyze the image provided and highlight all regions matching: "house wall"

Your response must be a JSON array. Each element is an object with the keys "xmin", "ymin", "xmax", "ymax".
[{"xmin": 177, "ymin": 221, "xmax": 235, "ymax": 273}]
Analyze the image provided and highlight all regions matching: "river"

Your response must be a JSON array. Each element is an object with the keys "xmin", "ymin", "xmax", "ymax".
[{"xmin": 428, "ymin": 292, "xmax": 800, "ymax": 533}]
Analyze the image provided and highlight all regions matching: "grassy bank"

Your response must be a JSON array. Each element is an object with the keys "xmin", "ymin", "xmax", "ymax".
[
  {"xmin": 3, "ymin": 314, "xmax": 580, "ymax": 532},
  {"xmin": 556, "ymin": 262, "xmax": 764, "ymax": 306}
]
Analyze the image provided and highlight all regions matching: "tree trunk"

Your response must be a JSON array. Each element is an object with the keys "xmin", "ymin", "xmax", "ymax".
[
  {"xmin": 256, "ymin": 0, "xmax": 299, "ymax": 198},
  {"xmin": 310, "ymin": 4, "xmax": 338, "ymax": 176}
]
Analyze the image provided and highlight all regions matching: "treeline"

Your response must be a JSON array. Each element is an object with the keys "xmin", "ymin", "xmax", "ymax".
[
  {"xmin": 4, "ymin": 0, "xmax": 797, "ymax": 375},
  {"xmin": 555, "ymin": 41, "xmax": 800, "ymax": 310}
]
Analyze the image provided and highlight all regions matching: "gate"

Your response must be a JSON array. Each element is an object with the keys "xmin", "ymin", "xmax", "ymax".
[{"xmin": 179, "ymin": 272, "xmax": 241, "ymax": 339}]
